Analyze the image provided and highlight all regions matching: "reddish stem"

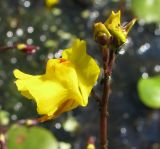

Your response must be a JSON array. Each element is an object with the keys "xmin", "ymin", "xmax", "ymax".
[
  {"xmin": 100, "ymin": 46, "xmax": 115, "ymax": 149},
  {"xmin": 0, "ymin": 46, "xmax": 15, "ymax": 52}
]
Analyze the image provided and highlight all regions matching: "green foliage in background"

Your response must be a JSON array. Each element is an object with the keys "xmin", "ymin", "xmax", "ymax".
[
  {"xmin": 0, "ymin": 110, "xmax": 10, "ymax": 125},
  {"xmin": 7, "ymin": 125, "xmax": 59, "ymax": 149},
  {"xmin": 131, "ymin": 0, "xmax": 160, "ymax": 24},
  {"xmin": 138, "ymin": 75, "xmax": 160, "ymax": 109}
]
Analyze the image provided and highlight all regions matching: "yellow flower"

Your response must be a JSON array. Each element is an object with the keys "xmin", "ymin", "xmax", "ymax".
[
  {"xmin": 16, "ymin": 43, "xmax": 38, "ymax": 54},
  {"xmin": 45, "ymin": 0, "xmax": 59, "ymax": 8},
  {"xmin": 94, "ymin": 10, "xmax": 136, "ymax": 47},
  {"xmin": 104, "ymin": 10, "xmax": 136, "ymax": 47},
  {"xmin": 14, "ymin": 39, "xmax": 100, "ymax": 119}
]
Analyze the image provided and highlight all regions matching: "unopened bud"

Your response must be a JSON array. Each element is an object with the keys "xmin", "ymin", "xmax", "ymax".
[
  {"xmin": 96, "ymin": 32, "xmax": 112, "ymax": 46},
  {"xmin": 94, "ymin": 22, "xmax": 111, "ymax": 46},
  {"xmin": 94, "ymin": 10, "xmax": 136, "ymax": 50}
]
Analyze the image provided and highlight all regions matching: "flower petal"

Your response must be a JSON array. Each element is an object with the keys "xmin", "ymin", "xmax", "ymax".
[
  {"xmin": 105, "ymin": 11, "xmax": 121, "ymax": 27},
  {"xmin": 14, "ymin": 59, "xmax": 83, "ymax": 117},
  {"xmin": 105, "ymin": 11, "xmax": 127, "ymax": 44},
  {"xmin": 62, "ymin": 39, "xmax": 100, "ymax": 106},
  {"xmin": 104, "ymin": 10, "xmax": 136, "ymax": 47},
  {"xmin": 14, "ymin": 69, "xmax": 33, "ymax": 79}
]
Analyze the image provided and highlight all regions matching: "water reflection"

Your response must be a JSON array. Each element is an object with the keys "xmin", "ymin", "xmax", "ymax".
[{"xmin": 0, "ymin": 0, "xmax": 160, "ymax": 149}]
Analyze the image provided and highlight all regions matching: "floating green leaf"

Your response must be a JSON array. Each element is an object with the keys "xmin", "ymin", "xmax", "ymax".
[
  {"xmin": 131, "ymin": 0, "xmax": 160, "ymax": 24},
  {"xmin": 138, "ymin": 75, "xmax": 160, "ymax": 109},
  {"xmin": 7, "ymin": 125, "xmax": 58, "ymax": 149}
]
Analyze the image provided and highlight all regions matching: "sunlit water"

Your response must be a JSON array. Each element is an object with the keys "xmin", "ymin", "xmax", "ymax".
[{"xmin": 0, "ymin": 0, "xmax": 160, "ymax": 148}]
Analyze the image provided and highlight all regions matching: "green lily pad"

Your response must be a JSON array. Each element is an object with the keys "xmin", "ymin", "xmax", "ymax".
[
  {"xmin": 138, "ymin": 75, "xmax": 160, "ymax": 109},
  {"xmin": 7, "ymin": 125, "xmax": 58, "ymax": 149},
  {"xmin": 131, "ymin": 0, "xmax": 160, "ymax": 24}
]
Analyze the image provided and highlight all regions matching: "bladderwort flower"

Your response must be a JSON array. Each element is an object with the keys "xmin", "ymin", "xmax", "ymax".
[
  {"xmin": 0, "ymin": 43, "xmax": 38, "ymax": 54},
  {"xmin": 13, "ymin": 39, "xmax": 100, "ymax": 121},
  {"xmin": 16, "ymin": 43, "xmax": 39, "ymax": 54},
  {"xmin": 93, "ymin": 11, "xmax": 136, "ymax": 148},
  {"xmin": 94, "ymin": 10, "xmax": 136, "ymax": 50}
]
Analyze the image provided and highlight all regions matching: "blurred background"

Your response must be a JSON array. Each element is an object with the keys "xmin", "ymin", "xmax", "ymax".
[{"xmin": 0, "ymin": 0, "xmax": 160, "ymax": 149}]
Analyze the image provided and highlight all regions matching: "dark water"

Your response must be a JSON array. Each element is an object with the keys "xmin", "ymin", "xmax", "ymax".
[{"xmin": 0, "ymin": 0, "xmax": 160, "ymax": 149}]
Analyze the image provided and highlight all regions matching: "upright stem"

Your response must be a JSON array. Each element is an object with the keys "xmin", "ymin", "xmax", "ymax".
[{"xmin": 100, "ymin": 46, "xmax": 115, "ymax": 149}]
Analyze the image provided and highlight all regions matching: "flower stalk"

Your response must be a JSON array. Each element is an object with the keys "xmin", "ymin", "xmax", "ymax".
[
  {"xmin": 0, "ymin": 44, "xmax": 38, "ymax": 54},
  {"xmin": 100, "ymin": 46, "xmax": 116, "ymax": 149},
  {"xmin": 93, "ymin": 10, "xmax": 136, "ymax": 149},
  {"xmin": 0, "ymin": 46, "xmax": 15, "ymax": 52},
  {"xmin": 100, "ymin": 46, "xmax": 110, "ymax": 149}
]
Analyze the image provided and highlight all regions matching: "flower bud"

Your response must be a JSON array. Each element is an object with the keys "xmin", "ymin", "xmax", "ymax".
[
  {"xmin": 94, "ymin": 22, "xmax": 111, "ymax": 45},
  {"xmin": 104, "ymin": 11, "xmax": 136, "ymax": 48},
  {"xmin": 94, "ymin": 10, "xmax": 136, "ymax": 49}
]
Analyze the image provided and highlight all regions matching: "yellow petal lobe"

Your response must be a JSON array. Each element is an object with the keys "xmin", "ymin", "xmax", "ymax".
[
  {"xmin": 14, "ymin": 59, "xmax": 83, "ymax": 117},
  {"xmin": 62, "ymin": 39, "xmax": 100, "ymax": 106},
  {"xmin": 104, "ymin": 10, "xmax": 136, "ymax": 47}
]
